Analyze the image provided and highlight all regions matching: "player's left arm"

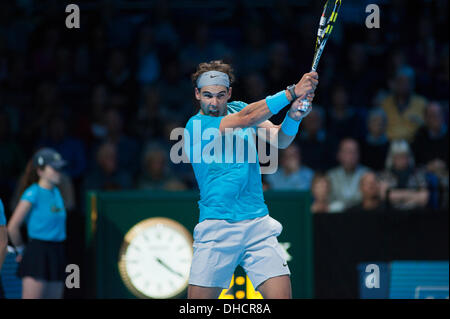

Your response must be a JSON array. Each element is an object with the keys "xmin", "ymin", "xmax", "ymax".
[{"xmin": 256, "ymin": 93, "xmax": 314, "ymax": 149}]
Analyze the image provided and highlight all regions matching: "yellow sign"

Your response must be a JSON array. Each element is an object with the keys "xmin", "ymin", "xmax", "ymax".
[{"xmin": 218, "ymin": 275, "xmax": 263, "ymax": 299}]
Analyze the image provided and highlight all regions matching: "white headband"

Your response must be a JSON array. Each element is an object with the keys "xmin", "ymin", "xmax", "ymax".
[{"xmin": 196, "ymin": 71, "xmax": 230, "ymax": 88}]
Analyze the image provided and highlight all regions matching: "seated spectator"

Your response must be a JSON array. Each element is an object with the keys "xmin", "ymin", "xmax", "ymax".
[
  {"xmin": 236, "ymin": 22, "xmax": 269, "ymax": 75},
  {"xmin": 179, "ymin": 22, "xmax": 223, "ymax": 74},
  {"xmin": 164, "ymin": 179, "xmax": 188, "ymax": 191},
  {"xmin": 412, "ymin": 101, "xmax": 449, "ymax": 208},
  {"xmin": 342, "ymin": 43, "xmax": 379, "ymax": 108},
  {"xmin": 265, "ymin": 41, "xmax": 296, "ymax": 90},
  {"xmin": 378, "ymin": 140, "xmax": 429, "ymax": 210},
  {"xmin": 241, "ymin": 72, "xmax": 267, "ymax": 103},
  {"xmin": 93, "ymin": 109, "xmax": 140, "ymax": 176},
  {"xmin": 326, "ymin": 84, "xmax": 365, "ymax": 143},
  {"xmin": 137, "ymin": 144, "xmax": 186, "ymax": 191},
  {"xmin": 381, "ymin": 66, "xmax": 427, "ymax": 142},
  {"xmin": 136, "ymin": 24, "xmax": 160, "ymax": 85},
  {"xmin": 103, "ymin": 49, "xmax": 138, "ymax": 118},
  {"xmin": 430, "ymin": 45, "xmax": 449, "ymax": 101},
  {"xmin": 266, "ymin": 144, "xmax": 314, "ymax": 191},
  {"xmin": 412, "ymin": 101, "xmax": 449, "ymax": 172},
  {"xmin": 152, "ymin": 1, "xmax": 180, "ymax": 50},
  {"xmin": 36, "ymin": 115, "xmax": 87, "ymax": 180},
  {"xmin": 133, "ymin": 85, "xmax": 166, "ymax": 142},
  {"xmin": 345, "ymin": 172, "xmax": 386, "ymax": 213},
  {"xmin": 83, "ymin": 142, "xmax": 132, "ymax": 191},
  {"xmin": 310, "ymin": 173, "xmax": 345, "ymax": 213},
  {"xmin": 21, "ymin": 81, "xmax": 64, "ymax": 151},
  {"xmin": 164, "ymin": 120, "xmax": 196, "ymax": 189},
  {"xmin": 157, "ymin": 58, "xmax": 194, "ymax": 121},
  {"xmin": 87, "ymin": 84, "xmax": 110, "ymax": 143},
  {"xmin": 296, "ymin": 106, "xmax": 337, "ymax": 171},
  {"xmin": 360, "ymin": 108, "xmax": 390, "ymax": 172},
  {"xmin": 327, "ymin": 138, "xmax": 369, "ymax": 212}
]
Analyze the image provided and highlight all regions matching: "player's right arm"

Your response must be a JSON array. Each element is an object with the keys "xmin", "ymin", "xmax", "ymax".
[{"xmin": 219, "ymin": 72, "xmax": 318, "ymax": 133}]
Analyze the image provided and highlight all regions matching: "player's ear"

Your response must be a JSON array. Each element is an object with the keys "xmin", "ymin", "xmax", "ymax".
[
  {"xmin": 194, "ymin": 87, "xmax": 201, "ymax": 100},
  {"xmin": 227, "ymin": 87, "xmax": 232, "ymax": 99}
]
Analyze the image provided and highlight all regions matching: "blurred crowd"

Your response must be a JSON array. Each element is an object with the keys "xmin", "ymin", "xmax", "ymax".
[{"xmin": 0, "ymin": 0, "xmax": 448, "ymax": 217}]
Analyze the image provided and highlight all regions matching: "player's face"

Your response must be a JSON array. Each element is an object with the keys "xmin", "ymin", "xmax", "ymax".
[{"xmin": 195, "ymin": 85, "xmax": 232, "ymax": 117}]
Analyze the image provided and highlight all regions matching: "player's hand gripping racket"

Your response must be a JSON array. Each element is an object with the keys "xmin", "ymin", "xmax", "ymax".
[{"xmin": 299, "ymin": 0, "xmax": 342, "ymax": 112}]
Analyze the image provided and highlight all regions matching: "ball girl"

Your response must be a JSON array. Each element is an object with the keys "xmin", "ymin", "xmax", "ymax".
[{"xmin": 7, "ymin": 148, "xmax": 67, "ymax": 299}]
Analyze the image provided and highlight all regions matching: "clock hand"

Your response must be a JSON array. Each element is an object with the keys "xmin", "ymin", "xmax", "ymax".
[{"xmin": 155, "ymin": 257, "xmax": 184, "ymax": 278}]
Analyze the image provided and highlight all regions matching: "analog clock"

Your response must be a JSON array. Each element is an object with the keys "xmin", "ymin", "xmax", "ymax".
[{"xmin": 118, "ymin": 217, "xmax": 193, "ymax": 299}]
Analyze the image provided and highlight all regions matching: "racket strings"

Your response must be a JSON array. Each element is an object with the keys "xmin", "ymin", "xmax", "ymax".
[
  {"xmin": 313, "ymin": 0, "xmax": 341, "ymax": 66},
  {"xmin": 300, "ymin": 0, "xmax": 341, "ymax": 111}
]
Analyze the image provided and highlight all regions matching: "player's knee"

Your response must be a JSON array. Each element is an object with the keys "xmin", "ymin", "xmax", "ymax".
[{"xmin": 257, "ymin": 275, "xmax": 292, "ymax": 299}]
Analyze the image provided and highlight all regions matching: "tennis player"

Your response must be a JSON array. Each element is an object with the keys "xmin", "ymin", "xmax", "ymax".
[
  {"xmin": 7, "ymin": 148, "xmax": 68, "ymax": 299},
  {"xmin": 184, "ymin": 60, "xmax": 318, "ymax": 299}
]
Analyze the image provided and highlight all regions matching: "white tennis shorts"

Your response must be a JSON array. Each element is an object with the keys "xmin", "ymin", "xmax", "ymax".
[{"xmin": 188, "ymin": 214, "xmax": 291, "ymax": 290}]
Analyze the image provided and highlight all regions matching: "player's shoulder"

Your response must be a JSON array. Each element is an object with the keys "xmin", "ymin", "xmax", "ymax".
[{"xmin": 185, "ymin": 113, "xmax": 201, "ymax": 129}]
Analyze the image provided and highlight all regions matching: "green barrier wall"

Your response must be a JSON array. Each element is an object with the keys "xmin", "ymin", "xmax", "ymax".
[{"xmin": 85, "ymin": 190, "xmax": 313, "ymax": 299}]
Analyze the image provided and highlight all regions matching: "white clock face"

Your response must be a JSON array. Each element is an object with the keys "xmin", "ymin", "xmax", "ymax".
[{"xmin": 119, "ymin": 218, "xmax": 193, "ymax": 299}]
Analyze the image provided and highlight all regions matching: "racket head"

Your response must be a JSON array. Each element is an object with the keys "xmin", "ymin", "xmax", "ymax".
[
  {"xmin": 300, "ymin": 0, "xmax": 342, "ymax": 112},
  {"xmin": 311, "ymin": 0, "xmax": 342, "ymax": 70}
]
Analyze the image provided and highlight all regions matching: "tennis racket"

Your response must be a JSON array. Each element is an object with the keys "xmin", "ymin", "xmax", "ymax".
[{"xmin": 299, "ymin": 0, "xmax": 342, "ymax": 112}]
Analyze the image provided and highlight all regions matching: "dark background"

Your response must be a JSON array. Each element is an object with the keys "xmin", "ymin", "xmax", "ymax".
[{"xmin": 1, "ymin": 0, "xmax": 448, "ymax": 217}]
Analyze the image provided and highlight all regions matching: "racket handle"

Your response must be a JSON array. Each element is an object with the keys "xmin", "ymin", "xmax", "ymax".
[
  {"xmin": 297, "ymin": 68, "xmax": 316, "ymax": 112},
  {"xmin": 298, "ymin": 99, "xmax": 311, "ymax": 112}
]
